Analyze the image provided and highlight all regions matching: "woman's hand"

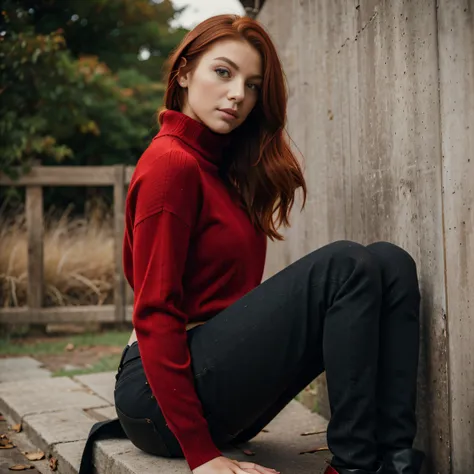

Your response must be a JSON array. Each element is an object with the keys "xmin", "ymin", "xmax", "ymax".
[{"xmin": 192, "ymin": 456, "xmax": 279, "ymax": 474}]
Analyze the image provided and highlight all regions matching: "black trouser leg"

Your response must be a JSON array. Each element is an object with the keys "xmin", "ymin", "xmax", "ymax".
[
  {"xmin": 230, "ymin": 242, "xmax": 421, "ymax": 468},
  {"xmin": 366, "ymin": 242, "xmax": 420, "ymax": 457}
]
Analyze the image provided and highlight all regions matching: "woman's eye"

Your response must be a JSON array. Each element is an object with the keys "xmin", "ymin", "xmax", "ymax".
[
  {"xmin": 215, "ymin": 68, "xmax": 230, "ymax": 78},
  {"xmin": 248, "ymin": 83, "xmax": 260, "ymax": 91}
]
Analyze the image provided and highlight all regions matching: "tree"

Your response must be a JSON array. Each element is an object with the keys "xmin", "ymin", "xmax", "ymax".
[{"xmin": 0, "ymin": 0, "xmax": 187, "ymax": 181}]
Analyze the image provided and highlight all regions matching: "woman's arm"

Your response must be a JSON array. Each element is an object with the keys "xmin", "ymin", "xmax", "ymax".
[
  {"xmin": 127, "ymin": 149, "xmax": 221, "ymax": 470},
  {"xmin": 132, "ymin": 210, "xmax": 222, "ymax": 470}
]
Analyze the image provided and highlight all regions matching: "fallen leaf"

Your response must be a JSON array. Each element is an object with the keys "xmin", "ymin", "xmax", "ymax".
[
  {"xmin": 11, "ymin": 423, "xmax": 22, "ymax": 433},
  {"xmin": 25, "ymin": 451, "xmax": 45, "ymax": 461},
  {"xmin": 8, "ymin": 465, "xmax": 33, "ymax": 471},
  {"xmin": 0, "ymin": 415, "xmax": 5, "ymax": 421},
  {"xmin": 65, "ymin": 343, "xmax": 75, "ymax": 352},
  {"xmin": 0, "ymin": 443, "xmax": 15, "ymax": 449},
  {"xmin": 300, "ymin": 429, "xmax": 327, "ymax": 436},
  {"xmin": 1, "ymin": 437, "xmax": 12, "ymax": 445},
  {"xmin": 300, "ymin": 445, "xmax": 330, "ymax": 455},
  {"xmin": 49, "ymin": 456, "xmax": 58, "ymax": 471},
  {"xmin": 242, "ymin": 449, "xmax": 255, "ymax": 456}
]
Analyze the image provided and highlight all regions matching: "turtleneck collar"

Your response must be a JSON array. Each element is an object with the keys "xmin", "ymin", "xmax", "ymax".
[{"xmin": 156, "ymin": 109, "xmax": 231, "ymax": 166}]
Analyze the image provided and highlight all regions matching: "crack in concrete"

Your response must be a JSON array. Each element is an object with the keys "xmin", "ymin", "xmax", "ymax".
[
  {"xmin": 338, "ymin": 11, "xmax": 379, "ymax": 54},
  {"xmin": 72, "ymin": 376, "xmax": 115, "ymax": 406}
]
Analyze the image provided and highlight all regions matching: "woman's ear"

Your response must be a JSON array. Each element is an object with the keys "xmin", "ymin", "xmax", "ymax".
[{"xmin": 177, "ymin": 57, "xmax": 189, "ymax": 88}]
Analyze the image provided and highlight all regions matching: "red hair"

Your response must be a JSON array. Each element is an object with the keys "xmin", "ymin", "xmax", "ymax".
[{"xmin": 159, "ymin": 14, "xmax": 307, "ymax": 241}]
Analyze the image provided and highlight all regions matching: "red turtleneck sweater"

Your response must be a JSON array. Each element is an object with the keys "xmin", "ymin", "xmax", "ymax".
[{"xmin": 123, "ymin": 110, "xmax": 267, "ymax": 470}]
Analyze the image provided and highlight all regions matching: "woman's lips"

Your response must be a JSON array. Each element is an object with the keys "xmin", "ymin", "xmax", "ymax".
[{"xmin": 218, "ymin": 109, "xmax": 238, "ymax": 120}]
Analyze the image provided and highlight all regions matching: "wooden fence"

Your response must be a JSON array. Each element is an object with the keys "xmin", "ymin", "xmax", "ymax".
[{"xmin": 0, "ymin": 165, "xmax": 135, "ymax": 325}]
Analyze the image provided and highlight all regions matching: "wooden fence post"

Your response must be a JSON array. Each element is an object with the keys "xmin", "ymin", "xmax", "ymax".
[
  {"xmin": 26, "ymin": 185, "xmax": 44, "ymax": 309},
  {"xmin": 113, "ymin": 165, "xmax": 126, "ymax": 323}
]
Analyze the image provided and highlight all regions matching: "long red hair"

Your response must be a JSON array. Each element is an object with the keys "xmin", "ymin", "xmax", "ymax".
[{"xmin": 159, "ymin": 14, "xmax": 307, "ymax": 241}]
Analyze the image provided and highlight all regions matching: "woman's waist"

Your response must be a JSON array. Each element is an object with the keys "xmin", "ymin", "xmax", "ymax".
[{"xmin": 127, "ymin": 321, "xmax": 206, "ymax": 346}]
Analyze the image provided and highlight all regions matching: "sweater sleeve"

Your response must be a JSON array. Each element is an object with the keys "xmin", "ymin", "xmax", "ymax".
[{"xmin": 129, "ymin": 150, "xmax": 222, "ymax": 470}]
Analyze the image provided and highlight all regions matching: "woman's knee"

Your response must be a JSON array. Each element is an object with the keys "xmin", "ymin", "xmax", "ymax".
[
  {"xmin": 310, "ymin": 240, "xmax": 380, "ymax": 277},
  {"xmin": 366, "ymin": 241, "xmax": 419, "ymax": 282},
  {"xmin": 322, "ymin": 240, "xmax": 375, "ymax": 262}
]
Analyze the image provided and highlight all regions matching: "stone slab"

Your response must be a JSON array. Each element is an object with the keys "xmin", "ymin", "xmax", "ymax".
[
  {"xmin": 74, "ymin": 372, "xmax": 115, "ymax": 405},
  {"xmin": 97, "ymin": 439, "xmax": 190, "ymax": 474},
  {"xmin": 0, "ymin": 357, "xmax": 51, "ymax": 383},
  {"xmin": 1, "ymin": 370, "xmax": 330, "ymax": 473},
  {"xmin": 91, "ymin": 401, "xmax": 329, "ymax": 474},
  {"xmin": 44, "ymin": 401, "xmax": 329, "ymax": 474},
  {"xmin": 22, "ymin": 408, "xmax": 96, "ymax": 452},
  {"xmin": 0, "ymin": 357, "xmax": 43, "ymax": 370},
  {"xmin": 87, "ymin": 405, "xmax": 117, "ymax": 422},
  {"xmin": 0, "ymin": 377, "xmax": 109, "ymax": 423},
  {"xmin": 222, "ymin": 400, "xmax": 330, "ymax": 473},
  {"xmin": 52, "ymin": 439, "xmax": 87, "ymax": 474}
]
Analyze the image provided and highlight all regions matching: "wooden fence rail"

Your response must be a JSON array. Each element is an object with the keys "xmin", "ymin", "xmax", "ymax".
[{"xmin": 0, "ymin": 165, "xmax": 135, "ymax": 325}]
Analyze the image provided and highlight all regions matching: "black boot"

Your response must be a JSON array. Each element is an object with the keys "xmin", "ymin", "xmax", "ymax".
[{"xmin": 382, "ymin": 448, "xmax": 424, "ymax": 474}]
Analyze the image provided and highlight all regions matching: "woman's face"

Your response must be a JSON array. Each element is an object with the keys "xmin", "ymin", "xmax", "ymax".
[{"xmin": 178, "ymin": 38, "xmax": 263, "ymax": 134}]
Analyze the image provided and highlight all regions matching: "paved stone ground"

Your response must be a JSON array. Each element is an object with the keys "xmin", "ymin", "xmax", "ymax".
[{"xmin": 0, "ymin": 357, "xmax": 330, "ymax": 473}]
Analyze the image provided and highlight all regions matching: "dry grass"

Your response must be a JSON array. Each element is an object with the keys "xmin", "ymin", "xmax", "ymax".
[{"xmin": 0, "ymin": 206, "xmax": 115, "ymax": 307}]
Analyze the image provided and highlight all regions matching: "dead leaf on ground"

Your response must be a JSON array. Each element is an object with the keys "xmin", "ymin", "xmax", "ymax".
[
  {"xmin": 0, "ymin": 414, "xmax": 5, "ymax": 421},
  {"xmin": 8, "ymin": 465, "xmax": 34, "ymax": 471},
  {"xmin": 24, "ymin": 451, "xmax": 45, "ymax": 461},
  {"xmin": 300, "ymin": 445, "xmax": 330, "ymax": 455},
  {"xmin": 49, "ymin": 456, "xmax": 58, "ymax": 471},
  {"xmin": 11, "ymin": 423, "xmax": 22, "ymax": 433},
  {"xmin": 65, "ymin": 343, "xmax": 75, "ymax": 352},
  {"xmin": 0, "ymin": 437, "xmax": 15, "ymax": 449},
  {"xmin": 300, "ymin": 429, "xmax": 327, "ymax": 437}
]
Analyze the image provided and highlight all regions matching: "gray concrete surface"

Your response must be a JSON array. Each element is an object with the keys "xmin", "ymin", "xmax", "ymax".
[
  {"xmin": 0, "ymin": 356, "xmax": 52, "ymax": 383},
  {"xmin": 22, "ymin": 408, "xmax": 99, "ymax": 452},
  {"xmin": 0, "ymin": 364, "xmax": 330, "ymax": 473},
  {"xmin": 0, "ymin": 376, "xmax": 109, "ymax": 423},
  {"xmin": 52, "ymin": 440, "xmax": 87, "ymax": 474},
  {"xmin": 74, "ymin": 372, "xmax": 115, "ymax": 405}
]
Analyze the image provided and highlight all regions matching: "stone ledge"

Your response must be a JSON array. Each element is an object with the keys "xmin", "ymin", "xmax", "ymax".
[
  {"xmin": 1, "ymin": 364, "xmax": 330, "ymax": 473},
  {"xmin": 22, "ymin": 408, "xmax": 99, "ymax": 453},
  {"xmin": 0, "ymin": 356, "xmax": 51, "ymax": 383},
  {"xmin": 74, "ymin": 373, "xmax": 115, "ymax": 405},
  {"xmin": 0, "ymin": 376, "xmax": 110, "ymax": 423}
]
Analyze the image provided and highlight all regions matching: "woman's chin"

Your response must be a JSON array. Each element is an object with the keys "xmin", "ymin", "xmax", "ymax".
[{"xmin": 206, "ymin": 118, "xmax": 236, "ymax": 135}]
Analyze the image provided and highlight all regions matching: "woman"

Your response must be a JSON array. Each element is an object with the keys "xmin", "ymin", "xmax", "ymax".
[{"xmin": 80, "ymin": 14, "xmax": 424, "ymax": 474}]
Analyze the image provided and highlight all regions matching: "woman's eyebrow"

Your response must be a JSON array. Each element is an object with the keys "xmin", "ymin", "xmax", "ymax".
[{"xmin": 213, "ymin": 56, "xmax": 263, "ymax": 80}]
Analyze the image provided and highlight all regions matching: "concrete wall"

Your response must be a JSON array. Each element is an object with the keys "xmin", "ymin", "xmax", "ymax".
[
  {"xmin": 258, "ymin": 1, "xmax": 473, "ymax": 472},
  {"xmin": 438, "ymin": 2, "xmax": 474, "ymax": 473}
]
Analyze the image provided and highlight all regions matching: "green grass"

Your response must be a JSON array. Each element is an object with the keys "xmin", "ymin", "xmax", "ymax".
[
  {"xmin": 0, "ymin": 330, "xmax": 130, "ymax": 357},
  {"xmin": 52, "ymin": 353, "xmax": 122, "ymax": 377}
]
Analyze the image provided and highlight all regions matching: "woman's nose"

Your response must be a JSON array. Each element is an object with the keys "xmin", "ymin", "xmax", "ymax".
[{"xmin": 227, "ymin": 80, "xmax": 246, "ymax": 102}]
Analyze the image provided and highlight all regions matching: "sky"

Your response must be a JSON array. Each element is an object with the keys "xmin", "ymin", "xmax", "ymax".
[{"xmin": 170, "ymin": 0, "xmax": 245, "ymax": 29}]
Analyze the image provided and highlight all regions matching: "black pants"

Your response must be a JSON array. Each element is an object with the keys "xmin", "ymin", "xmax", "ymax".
[{"xmin": 83, "ymin": 240, "xmax": 421, "ymax": 472}]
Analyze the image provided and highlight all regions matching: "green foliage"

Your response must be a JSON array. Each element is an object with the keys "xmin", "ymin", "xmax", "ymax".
[
  {"xmin": 52, "ymin": 354, "xmax": 122, "ymax": 377},
  {"xmin": 0, "ymin": 0, "xmax": 188, "ymax": 181},
  {"xmin": 0, "ymin": 330, "xmax": 130, "ymax": 355}
]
